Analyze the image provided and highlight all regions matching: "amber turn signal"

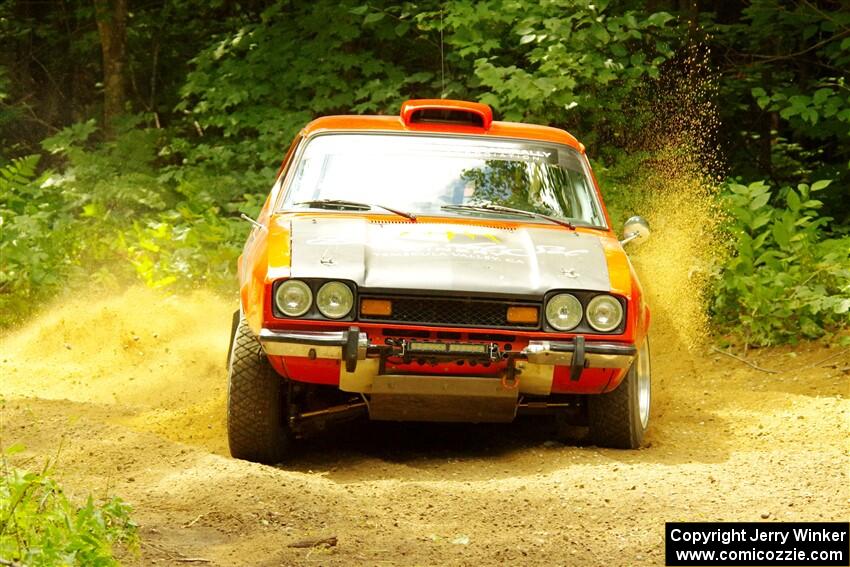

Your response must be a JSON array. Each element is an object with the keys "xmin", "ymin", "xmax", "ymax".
[
  {"xmin": 361, "ymin": 298, "xmax": 392, "ymax": 316},
  {"xmin": 506, "ymin": 305, "xmax": 539, "ymax": 324}
]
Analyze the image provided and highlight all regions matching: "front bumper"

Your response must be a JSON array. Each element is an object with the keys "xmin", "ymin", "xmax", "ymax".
[
  {"xmin": 259, "ymin": 328, "xmax": 369, "ymax": 371},
  {"xmin": 259, "ymin": 326, "xmax": 636, "ymax": 395}
]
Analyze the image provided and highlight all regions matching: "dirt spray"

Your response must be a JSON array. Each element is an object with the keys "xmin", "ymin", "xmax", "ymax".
[
  {"xmin": 0, "ymin": 287, "xmax": 233, "ymax": 454},
  {"xmin": 623, "ymin": 46, "xmax": 727, "ymax": 418}
]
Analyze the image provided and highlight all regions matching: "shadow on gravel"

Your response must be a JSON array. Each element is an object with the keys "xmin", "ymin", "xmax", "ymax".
[
  {"xmin": 283, "ymin": 395, "xmax": 736, "ymax": 481},
  {"xmin": 277, "ymin": 330, "xmax": 743, "ymax": 478},
  {"xmin": 288, "ymin": 416, "xmax": 563, "ymax": 475}
]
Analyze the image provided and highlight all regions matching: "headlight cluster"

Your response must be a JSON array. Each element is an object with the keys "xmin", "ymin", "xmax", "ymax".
[
  {"xmin": 275, "ymin": 280, "xmax": 354, "ymax": 319},
  {"xmin": 545, "ymin": 294, "xmax": 583, "ymax": 331},
  {"xmin": 316, "ymin": 281, "xmax": 354, "ymax": 319},
  {"xmin": 545, "ymin": 293, "xmax": 624, "ymax": 332},
  {"xmin": 275, "ymin": 280, "xmax": 312, "ymax": 317},
  {"xmin": 586, "ymin": 295, "xmax": 623, "ymax": 332}
]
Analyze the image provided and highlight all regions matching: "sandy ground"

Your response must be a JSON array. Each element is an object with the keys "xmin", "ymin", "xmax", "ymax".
[{"xmin": 1, "ymin": 287, "xmax": 848, "ymax": 566}]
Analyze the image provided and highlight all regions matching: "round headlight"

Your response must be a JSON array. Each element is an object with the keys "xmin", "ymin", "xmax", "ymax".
[
  {"xmin": 545, "ymin": 294, "xmax": 583, "ymax": 331},
  {"xmin": 316, "ymin": 281, "xmax": 354, "ymax": 319},
  {"xmin": 587, "ymin": 294, "xmax": 624, "ymax": 332},
  {"xmin": 275, "ymin": 280, "xmax": 312, "ymax": 317}
]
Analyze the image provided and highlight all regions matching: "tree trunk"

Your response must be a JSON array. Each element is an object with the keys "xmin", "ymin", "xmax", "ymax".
[{"xmin": 94, "ymin": 0, "xmax": 128, "ymax": 137}]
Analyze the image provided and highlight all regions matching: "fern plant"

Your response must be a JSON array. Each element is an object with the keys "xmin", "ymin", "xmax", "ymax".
[{"xmin": 0, "ymin": 155, "xmax": 74, "ymax": 325}]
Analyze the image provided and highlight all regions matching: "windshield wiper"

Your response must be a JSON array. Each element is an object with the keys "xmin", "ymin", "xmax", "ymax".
[
  {"xmin": 441, "ymin": 203, "xmax": 575, "ymax": 230},
  {"xmin": 295, "ymin": 199, "xmax": 417, "ymax": 222}
]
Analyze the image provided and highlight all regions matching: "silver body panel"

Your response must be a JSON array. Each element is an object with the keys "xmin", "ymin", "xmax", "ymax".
[{"xmin": 288, "ymin": 217, "xmax": 611, "ymax": 296}]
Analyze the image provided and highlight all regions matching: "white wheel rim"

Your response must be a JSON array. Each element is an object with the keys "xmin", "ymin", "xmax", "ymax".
[{"xmin": 637, "ymin": 340, "xmax": 651, "ymax": 429}]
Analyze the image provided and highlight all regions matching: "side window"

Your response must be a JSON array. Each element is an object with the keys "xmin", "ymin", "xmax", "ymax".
[{"xmin": 268, "ymin": 134, "xmax": 304, "ymax": 213}]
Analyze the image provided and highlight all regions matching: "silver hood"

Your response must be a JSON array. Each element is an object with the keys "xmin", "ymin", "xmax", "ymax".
[{"xmin": 288, "ymin": 217, "xmax": 611, "ymax": 297}]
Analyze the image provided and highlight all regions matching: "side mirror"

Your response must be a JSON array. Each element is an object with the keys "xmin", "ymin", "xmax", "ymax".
[
  {"xmin": 240, "ymin": 212, "xmax": 267, "ymax": 232},
  {"xmin": 620, "ymin": 215, "xmax": 650, "ymax": 246}
]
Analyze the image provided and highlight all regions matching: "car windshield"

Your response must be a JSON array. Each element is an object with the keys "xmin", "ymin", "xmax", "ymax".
[{"xmin": 280, "ymin": 133, "xmax": 607, "ymax": 227}]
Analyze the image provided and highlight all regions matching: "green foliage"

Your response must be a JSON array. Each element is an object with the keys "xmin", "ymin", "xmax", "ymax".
[
  {"xmin": 712, "ymin": 179, "xmax": 850, "ymax": 346},
  {"xmin": 43, "ymin": 119, "xmax": 250, "ymax": 292},
  {"xmin": 2, "ymin": 0, "xmax": 849, "ymax": 346},
  {"xmin": 591, "ymin": 151, "xmax": 651, "ymax": 230},
  {"xmin": 174, "ymin": 0, "xmax": 676, "ymax": 183},
  {"xmin": 0, "ymin": 118, "xmax": 250, "ymax": 326},
  {"xmin": 435, "ymin": 0, "xmax": 674, "ymax": 136},
  {"xmin": 175, "ymin": 0, "xmax": 440, "ymax": 178},
  {"xmin": 0, "ymin": 155, "xmax": 77, "ymax": 325},
  {"xmin": 0, "ymin": 444, "xmax": 138, "ymax": 566},
  {"xmin": 752, "ymin": 84, "xmax": 850, "ymax": 133},
  {"xmin": 123, "ymin": 174, "xmax": 248, "ymax": 290},
  {"xmin": 0, "ymin": 121, "xmax": 169, "ymax": 326},
  {"xmin": 708, "ymin": 0, "xmax": 850, "ymax": 222}
]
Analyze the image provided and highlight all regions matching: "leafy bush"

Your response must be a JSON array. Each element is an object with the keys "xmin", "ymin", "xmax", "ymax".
[
  {"xmin": 437, "ymin": 1, "xmax": 674, "ymax": 132},
  {"xmin": 45, "ymin": 119, "xmax": 252, "ymax": 289},
  {"xmin": 122, "ymin": 173, "xmax": 249, "ymax": 290},
  {"xmin": 707, "ymin": 0, "xmax": 850, "ymax": 224},
  {"xmin": 0, "ymin": 123, "xmax": 159, "ymax": 326},
  {"xmin": 174, "ymin": 0, "xmax": 676, "ymax": 186},
  {"xmin": 0, "ymin": 155, "xmax": 80, "ymax": 326},
  {"xmin": 1, "ymin": 444, "xmax": 138, "ymax": 566},
  {"xmin": 712, "ymin": 179, "xmax": 850, "ymax": 346},
  {"xmin": 0, "ymin": 117, "xmax": 252, "ymax": 326}
]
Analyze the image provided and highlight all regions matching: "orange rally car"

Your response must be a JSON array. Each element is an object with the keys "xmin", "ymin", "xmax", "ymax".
[{"xmin": 227, "ymin": 99, "xmax": 652, "ymax": 463}]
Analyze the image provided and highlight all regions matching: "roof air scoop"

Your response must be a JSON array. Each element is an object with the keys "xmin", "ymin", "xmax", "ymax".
[{"xmin": 400, "ymin": 99, "xmax": 493, "ymax": 130}]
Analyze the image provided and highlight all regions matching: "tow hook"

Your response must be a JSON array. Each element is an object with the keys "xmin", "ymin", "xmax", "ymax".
[{"xmin": 501, "ymin": 359, "xmax": 520, "ymax": 390}]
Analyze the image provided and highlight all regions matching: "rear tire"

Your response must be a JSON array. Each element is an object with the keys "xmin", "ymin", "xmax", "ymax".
[
  {"xmin": 588, "ymin": 339, "xmax": 651, "ymax": 449},
  {"xmin": 227, "ymin": 317, "xmax": 291, "ymax": 464}
]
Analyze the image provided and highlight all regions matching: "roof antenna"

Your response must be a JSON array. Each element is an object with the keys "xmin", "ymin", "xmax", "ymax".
[{"xmin": 440, "ymin": 7, "xmax": 446, "ymax": 98}]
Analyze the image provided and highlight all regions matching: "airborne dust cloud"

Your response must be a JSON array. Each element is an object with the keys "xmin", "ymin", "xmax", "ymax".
[{"xmin": 628, "ymin": 47, "xmax": 725, "ymax": 352}]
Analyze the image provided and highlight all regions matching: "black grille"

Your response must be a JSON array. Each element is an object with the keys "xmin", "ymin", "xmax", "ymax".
[{"xmin": 360, "ymin": 295, "xmax": 540, "ymax": 329}]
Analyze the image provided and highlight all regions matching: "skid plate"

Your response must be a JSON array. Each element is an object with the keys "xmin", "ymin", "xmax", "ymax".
[{"xmin": 368, "ymin": 374, "xmax": 518, "ymax": 423}]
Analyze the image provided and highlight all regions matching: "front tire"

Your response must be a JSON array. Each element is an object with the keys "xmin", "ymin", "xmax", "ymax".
[
  {"xmin": 588, "ymin": 339, "xmax": 651, "ymax": 449},
  {"xmin": 227, "ymin": 317, "xmax": 291, "ymax": 464}
]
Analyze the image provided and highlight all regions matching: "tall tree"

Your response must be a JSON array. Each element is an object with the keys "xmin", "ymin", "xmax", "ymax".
[{"xmin": 93, "ymin": 0, "xmax": 127, "ymax": 137}]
